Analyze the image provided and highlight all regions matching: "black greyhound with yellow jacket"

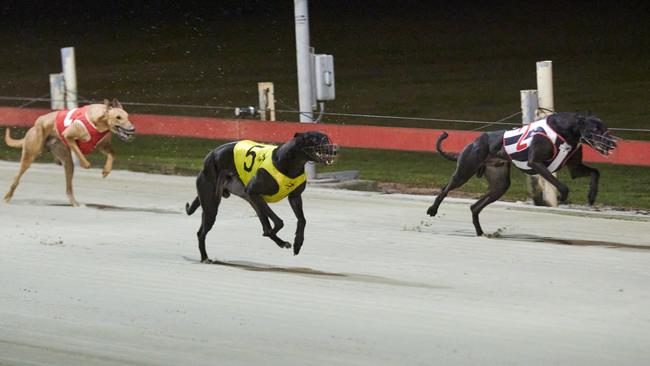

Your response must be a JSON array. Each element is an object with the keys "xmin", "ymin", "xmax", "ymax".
[
  {"xmin": 186, "ymin": 131, "xmax": 338, "ymax": 263},
  {"xmin": 427, "ymin": 112, "xmax": 618, "ymax": 236}
]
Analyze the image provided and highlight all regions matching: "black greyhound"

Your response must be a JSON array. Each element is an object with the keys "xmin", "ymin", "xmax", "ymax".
[
  {"xmin": 186, "ymin": 131, "xmax": 338, "ymax": 263},
  {"xmin": 427, "ymin": 112, "xmax": 618, "ymax": 236}
]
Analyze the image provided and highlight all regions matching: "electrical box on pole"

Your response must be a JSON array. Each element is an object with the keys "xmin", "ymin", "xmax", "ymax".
[{"xmin": 313, "ymin": 54, "xmax": 335, "ymax": 102}]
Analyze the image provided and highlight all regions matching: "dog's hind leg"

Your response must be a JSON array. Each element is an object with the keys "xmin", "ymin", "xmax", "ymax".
[
  {"xmin": 427, "ymin": 141, "xmax": 485, "ymax": 217},
  {"xmin": 470, "ymin": 163, "xmax": 511, "ymax": 236},
  {"xmin": 195, "ymin": 174, "xmax": 225, "ymax": 263},
  {"xmin": 186, "ymin": 197, "xmax": 200, "ymax": 215},
  {"xmin": 4, "ymin": 127, "xmax": 43, "ymax": 203}
]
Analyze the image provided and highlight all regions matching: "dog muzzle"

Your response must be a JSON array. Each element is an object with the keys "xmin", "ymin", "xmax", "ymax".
[
  {"xmin": 581, "ymin": 131, "xmax": 619, "ymax": 156},
  {"xmin": 115, "ymin": 126, "xmax": 136, "ymax": 142},
  {"xmin": 303, "ymin": 143, "xmax": 339, "ymax": 166}
]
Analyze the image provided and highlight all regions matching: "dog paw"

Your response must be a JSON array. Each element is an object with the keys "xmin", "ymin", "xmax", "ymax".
[
  {"xmin": 201, "ymin": 258, "xmax": 214, "ymax": 264},
  {"xmin": 426, "ymin": 206, "xmax": 437, "ymax": 217},
  {"xmin": 588, "ymin": 193, "xmax": 597, "ymax": 206},
  {"xmin": 293, "ymin": 244, "xmax": 302, "ymax": 255},
  {"xmin": 558, "ymin": 187, "xmax": 569, "ymax": 203}
]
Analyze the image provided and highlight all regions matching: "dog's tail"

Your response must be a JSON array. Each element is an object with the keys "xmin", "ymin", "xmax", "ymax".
[
  {"xmin": 436, "ymin": 132, "xmax": 458, "ymax": 162},
  {"xmin": 4, "ymin": 128, "xmax": 25, "ymax": 148},
  {"xmin": 185, "ymin": 197, "xmax": 200, "ymax": 215}
]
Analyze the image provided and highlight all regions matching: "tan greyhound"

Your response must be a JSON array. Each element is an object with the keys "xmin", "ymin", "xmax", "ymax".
[{"xmin": 3, "ymin": 99, "xmax": 135, "ymax": 206}]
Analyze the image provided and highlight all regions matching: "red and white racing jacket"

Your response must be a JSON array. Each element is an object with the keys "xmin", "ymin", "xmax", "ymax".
[
  {"xmin": 55, "ymin": 106, "xmax": 109, "ymax": 155},
  {"xmin": 503, "ymin": 117, "xmax": 578, "ymax": 174}
]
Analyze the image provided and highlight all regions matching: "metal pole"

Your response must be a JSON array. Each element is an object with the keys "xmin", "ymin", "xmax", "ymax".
[
  {"xmin": 536, "ymin": 60, "xmax": 558, "ymax": 207},
  {"xmin": 61, "ymin": 47, "xmax": 78, "ymax": 109},
  {"xmin": 49, "ymin": 73, "xmax": 65, "ymax": 110},
  {"xmin": 294, "ymin": 0, "xmax": 317, "ymax": 180}
]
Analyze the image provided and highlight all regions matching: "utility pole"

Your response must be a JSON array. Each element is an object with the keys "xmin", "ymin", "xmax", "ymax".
[{"xmin": 294, "ymin": 0, "xmax": 317, "ymax": 180}]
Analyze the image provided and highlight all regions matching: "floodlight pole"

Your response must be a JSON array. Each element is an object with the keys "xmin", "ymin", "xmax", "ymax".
[{"xmin": 294, "ymin": 0, "xmax": 317, "ymax": 180}]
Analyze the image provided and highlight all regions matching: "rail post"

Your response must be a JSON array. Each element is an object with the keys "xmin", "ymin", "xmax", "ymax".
[
  {"xmin": 536, "ymin": 60, "xmax": 558, "ymax": 207},
  {"xmin": 61, "ymin": 47, "xmax": 78, "ymax": 109},
  {"xmin": 521, "ymin": 90, "xmax": 545, "ymax": 205},
  {"xmin": 258, "ymin": 82, "xmax": 275, "ymax": 121},
  {"xmin": 49, "ymin": 73, "xmax": 65, "ymax": 110}
]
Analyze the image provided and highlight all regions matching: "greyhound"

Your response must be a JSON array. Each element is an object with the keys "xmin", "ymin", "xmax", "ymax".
[
  {"xmin": 185, "ymin": 131, "xmax": 338, "ymax": 263},
  {"xmin": 427, "ymin": 112, "xmax": 618, "ymax": 236},
  {"xmin": 3, "ymin": 99, "xmax": 135, "ymax": 206}
]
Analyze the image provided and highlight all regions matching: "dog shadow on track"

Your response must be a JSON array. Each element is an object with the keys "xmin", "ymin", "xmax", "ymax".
[
  {"xmin": 182, "ymin": 256, "xmax": 444, "ymax": 290},
  {"xmin": 492, "ymin": 233, "xmax": 650, "ymax": 250},
  {"xmin": 8, "ymin": 199, "xmax": 180, "ymax": 215},
  {"xmin": 448, "ymin": 229, "xmax": 650, "ymax": 251}
]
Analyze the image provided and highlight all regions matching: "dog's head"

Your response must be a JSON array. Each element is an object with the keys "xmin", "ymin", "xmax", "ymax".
[
  {"xmin": 103, "ymin": 99, "xmax": 135, "ymax": 142},
  {"xmin": 294, "ymin": 131, "xmax": 338, "ymax": 165},
  {"xmin": 577, "ymin": 114, "xmax": 619, "ymax": 156}
]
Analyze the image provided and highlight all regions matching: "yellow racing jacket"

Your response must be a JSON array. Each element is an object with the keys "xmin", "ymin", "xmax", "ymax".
[{"xmin": 233, "ymin": 140, "xmax": 306, "ymax": 203}]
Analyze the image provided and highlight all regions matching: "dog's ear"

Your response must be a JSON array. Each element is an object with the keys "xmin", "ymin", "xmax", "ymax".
[
  {"xmin": 103, "ymin": 99, "xmax": 111, "ymax": 109},
  {"xmin": 111, "ymin": 98, "xmax": 123, "ymax": 109},
  {"xmin": 294, "ymin": 132, "xmax": 304, "ymax": 138}
]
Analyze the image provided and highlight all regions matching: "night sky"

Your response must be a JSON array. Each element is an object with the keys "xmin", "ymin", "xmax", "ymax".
[
  {"xmin": 1, "ymin": 0, "xmax": 649, "ymax": 127},
  {"xmin": 4, "ymin": 1, "xmax": 648, "ymax": 31}
]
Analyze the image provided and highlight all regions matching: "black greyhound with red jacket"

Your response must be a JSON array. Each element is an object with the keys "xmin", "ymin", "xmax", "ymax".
[{"xmin": 427, "ymin": 112, "xmax": 619, "ymax": 236}]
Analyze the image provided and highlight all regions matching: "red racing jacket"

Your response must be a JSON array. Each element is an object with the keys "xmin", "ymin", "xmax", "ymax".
[{"xmin": 55, "ymin": 106, "xmax": 109, "ymax": 155}]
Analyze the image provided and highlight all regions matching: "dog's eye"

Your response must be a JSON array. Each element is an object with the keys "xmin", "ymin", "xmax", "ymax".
[{"xmin": 117, "ymin": 116, "xmax": 122, "ymax": 120}]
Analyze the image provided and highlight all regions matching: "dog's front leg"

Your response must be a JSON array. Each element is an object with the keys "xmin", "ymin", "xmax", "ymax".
[
  {"xmin": 49, "ymin": 139, "xmax": 80, "ymax": 207},
  {"xmin": 565, "ymin": 148, "xmax": 600, "ymax": 205},
  {"xmin": 248, "ymin": 195, "xmax": 292, "ymax": 249},
  {"xmin": 61, "ymin": 126, "xmax": 91, "ymax": 169},
  {"xmin": 96, "ymin": 135, "xmax": 115, "ymax": 178},
  {"xmin": 528, "ymin": 137, "xmax": 569, "ymax": 202},
  {"xmin": 529, "ymin": 162, "xmax": 569, "ymax": 202},
  {"xmin": 288, "ymin": 186, "xmax": 307, "ymax": 255}
]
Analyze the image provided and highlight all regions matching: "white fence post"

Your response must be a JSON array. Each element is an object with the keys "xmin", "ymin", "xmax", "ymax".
[
  {"xmin": 520, "ymin": 90, "xmax": 538, "ymax": 125},
  {"xmin": 258, "ymin": 82, "xmax": 275, "ymax": 121},
  {"xmin": 49, "ymin": 73, "xmax": 65, "ymax": 110},
  {"xmin": 294, "ymin": 0, "xmax": 317, "ymax": 180},
  {"xmin": 61, "ymin": 47, "xmax": 78, "ymax": 109},
  {"xmin": 521, "ymin": 90, "xmax": 544, "ymax": 205},
  {"xmin": 535, "ymin": 60, "xmax": 558, "ymax": 207}
]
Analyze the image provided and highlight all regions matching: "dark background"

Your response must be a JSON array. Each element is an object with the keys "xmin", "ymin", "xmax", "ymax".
[{"xmin": 1, "ymin": 0, "xmax": 648, "ymax": 133}]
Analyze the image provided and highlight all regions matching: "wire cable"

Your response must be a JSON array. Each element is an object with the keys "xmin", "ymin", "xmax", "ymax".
[{"xmin": 1, "ymin": 95, "xmax": 648, "ymax": 132}]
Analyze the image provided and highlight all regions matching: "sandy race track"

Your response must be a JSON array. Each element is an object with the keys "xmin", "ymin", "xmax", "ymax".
[{"xmin": 1, "ymin": 160, "xmax": 649, "ymax": 366}]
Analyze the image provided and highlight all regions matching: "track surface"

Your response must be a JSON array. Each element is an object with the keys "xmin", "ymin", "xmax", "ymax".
[{"xmin": 1, "ymin": 161, "xmax": 649, "ymax": 366}]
